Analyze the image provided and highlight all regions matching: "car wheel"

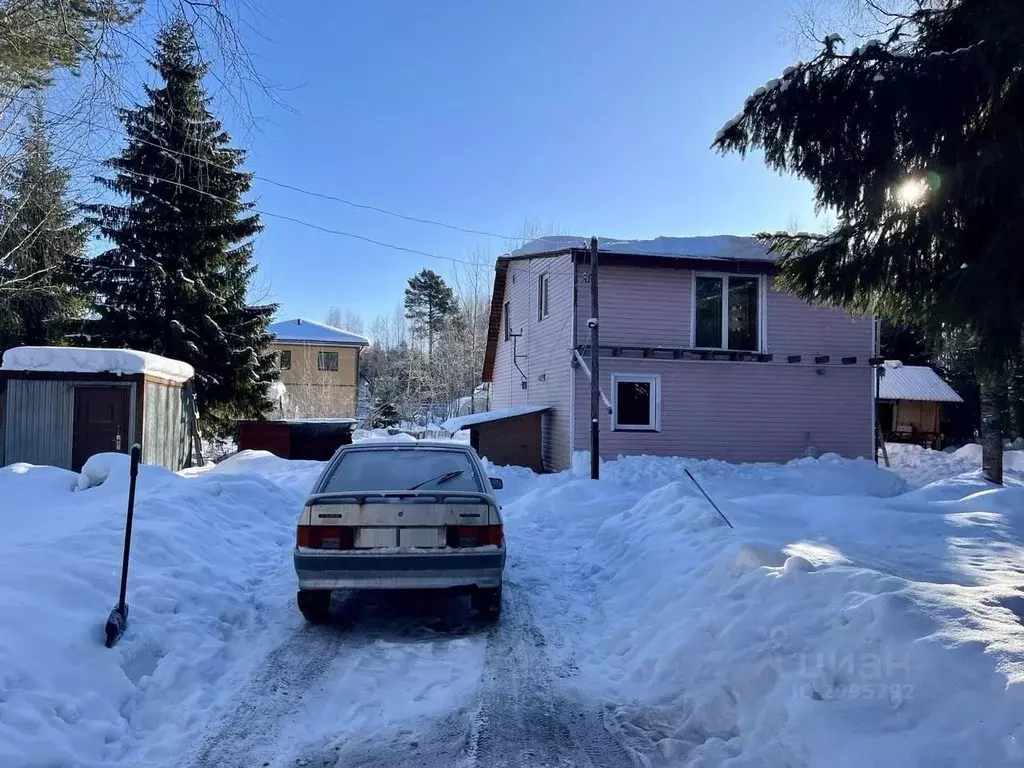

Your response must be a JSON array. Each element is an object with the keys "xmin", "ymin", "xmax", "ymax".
[
  {"xmin": 472, "ymin": 585, "xmax": 502, "ymax": 620},
  {"xmin": 297, "ymin": 589, "xmax": 332, "ymax": 623}
]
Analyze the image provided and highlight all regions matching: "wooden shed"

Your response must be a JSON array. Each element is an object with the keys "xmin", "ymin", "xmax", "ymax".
[
  {"xmin": 441, "ymin": 405, "xmax": 551, "ymax": 473},
  {"xmin": 876, "ymin": 360, "xmax": 963, "ymax": 449},
  {"xmin": 0, "ymin": 346, "xmax": 198, "ymax": 472},
  {"xmin": 236, "ymin": 418, "xmax": 355, "ymax": 461}
]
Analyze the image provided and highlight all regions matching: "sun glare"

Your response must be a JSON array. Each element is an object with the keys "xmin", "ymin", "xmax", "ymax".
[{"xmin": 896, "ymin": 177, "xmax": 929, "ymax": 208}]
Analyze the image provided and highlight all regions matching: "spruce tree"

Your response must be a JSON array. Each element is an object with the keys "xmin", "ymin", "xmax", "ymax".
[
  {"xmin": 87, "ymin": 17, "xmax": 277, "ymax": 431},
  {"xmin": 403, "ymin": 268, "xmax": 458, "ymax": 356},
  {"xmin": 0, "ymin": 99, "xmax": 90, "ymax": 349},
  {"xmin": 714, "ymin": 0, "xmax": 1023, "ymax": 483}
]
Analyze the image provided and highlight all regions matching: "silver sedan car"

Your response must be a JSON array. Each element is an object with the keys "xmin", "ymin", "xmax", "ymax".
[{"xmin": 293, "ymin": 441, "xmax": 506, "ymax": 622}]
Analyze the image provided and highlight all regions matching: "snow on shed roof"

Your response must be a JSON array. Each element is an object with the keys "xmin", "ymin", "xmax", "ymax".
[
  {"xmin": 1, "ymin": 346, "xmax": 194, "ymax": 383},
  {"xmin": 441, "ymin": 404, "xmax": 550, "ymax": 433},
  {"xmin": 878, "ymin": 361, "xmax": 963, "ymax": 403},
  {"xmin": 268, "ymin": 318, "xmax": 369, "ymax": 346},
  {"xmin": 510, "ymin": 235, "xmax": 776, "ymax": 262}
]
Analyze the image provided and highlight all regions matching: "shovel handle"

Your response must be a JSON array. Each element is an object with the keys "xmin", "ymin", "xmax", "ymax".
[{"xmin": 117, "ymin": 445, "xmax": 142, "ymax": 611}]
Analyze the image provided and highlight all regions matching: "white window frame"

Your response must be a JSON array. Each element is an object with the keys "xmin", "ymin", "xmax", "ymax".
[
  {"xmin": 537, "ymin": 272, "xmax": 550, "ymax": 321},
  {"xmin": 690, "ymin": 272, "xmax": 767, "ymax": 352},
  {"xmin": 611, "ymin": 373, "xmax": 661, "ymax": 432}
]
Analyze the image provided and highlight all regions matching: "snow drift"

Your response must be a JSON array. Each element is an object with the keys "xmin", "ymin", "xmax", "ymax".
[{"xmin": 0, "ymin": 451, "xmax": 322, "ymax": 767}]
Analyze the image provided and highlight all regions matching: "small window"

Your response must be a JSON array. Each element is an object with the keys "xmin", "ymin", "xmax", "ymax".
[
  {"xmin": 612, "ymin": 373, "xmax": 661, "ymax": 431},
  {"xmin": 503, "ymin": 300, "xmax": 511, "ymax": 341},
  {"xmin": 537, "ymin": 273, "xmax": 550, "ymax": 321},
  {"xmin": 278, "ymin": 350, "xmax": 291, "ymax": 370},
  {"xmin": 694, "ymin": 274, "xmax": 761, "ymax": 351},
  {"xmin": 318, "ymin": 351, "xmax": 339, "ymax": 371}
]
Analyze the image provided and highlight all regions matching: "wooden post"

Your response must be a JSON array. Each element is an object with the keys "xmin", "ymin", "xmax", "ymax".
[{"xmin": 589, "ymin": 236, "xmax": 600, "ymax": 480}]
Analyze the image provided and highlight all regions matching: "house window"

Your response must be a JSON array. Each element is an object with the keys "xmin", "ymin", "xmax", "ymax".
[
  {"xmin": 318, "ymin": 351, "xmax": 339, "ymax": 372},
  {"xmin": 694, "ymin": 274, "xmax": 761, "ymax": 351},
  {"xmin": 278, "ymin": 350, "xmax": 291, "ymax": 370},
  {"xmin": 537, "ymin": 273, "xmax": 550, "ymax": 321},
  {"xmin": 503, "ymin": 300, "xmax": 511, "ymax": 341},
  {"xmin": 612, "ymin": 373, "xmax": 661, "ymax": 431}
]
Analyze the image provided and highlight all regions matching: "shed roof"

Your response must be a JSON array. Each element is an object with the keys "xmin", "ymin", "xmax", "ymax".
[
  {"xmin": 268, "ymin": 318, "xmax": 369, "ymax": 346},
  {"xmin": 878, "ymin": 361, "xmax": 963, "ymax": 403},
  {"xmin": 1, "ymin": 346, "xmax": 194, "ymax": 383},
  {"xmin": 441, "ymin": 404, "xmax": 550, "ymax": 433}
]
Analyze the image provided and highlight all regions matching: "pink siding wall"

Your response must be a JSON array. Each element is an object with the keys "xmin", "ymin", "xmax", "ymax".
[
  {"xmin": 573, "ymin": 360, "xmax": 874, "ymax": 463},
  {"xmin": 575, "ymin": 263, "xmax": 873, "ymax": 357},
  {"xmin": 490, "ymin": 254, "xmax": 574, "ymax": 470},
  {"xmin": 570, "ymin": 261, "xmax": 875, "ymax": 464}
]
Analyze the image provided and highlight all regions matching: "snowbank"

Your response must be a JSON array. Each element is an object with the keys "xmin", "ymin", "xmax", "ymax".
[
  {"xmin": 886, "ymin": 442, "xmax": 1024, "ymax": 487},
  {"xmin": 497, "ymin": 450, "xmax": 1024, "ymax": 767},
  {"xmin": 0, "ymin": 452, "xmax": 322, "ymax": 767},
  {"xmin": 1, "ymin": 346, "xmax": 194, "ymax": 382}
]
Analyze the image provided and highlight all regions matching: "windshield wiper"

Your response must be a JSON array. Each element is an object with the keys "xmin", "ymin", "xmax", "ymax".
[{"xmin": 408, "ymin": 469, "xmax": 464, "ymax": 490}]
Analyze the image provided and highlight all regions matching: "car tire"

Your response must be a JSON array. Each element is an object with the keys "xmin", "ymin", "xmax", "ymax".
[
  {"xmin": 297, "ymin": 589, "xmax": 332, "ymax": 623},
  {"xmin": 472, "ymin": 585, "xmax": 502, "ymax": 620}
]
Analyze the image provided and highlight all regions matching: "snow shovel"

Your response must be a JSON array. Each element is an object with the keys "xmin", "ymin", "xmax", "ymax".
[{"xmin": 104, "ymin": 444, "xmax": 142, "ymax": 648}]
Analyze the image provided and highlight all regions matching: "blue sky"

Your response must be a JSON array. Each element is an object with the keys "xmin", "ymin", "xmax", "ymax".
[{"xmin": 132, "ymin": 1, "xmax": 825, "ymax": 326}]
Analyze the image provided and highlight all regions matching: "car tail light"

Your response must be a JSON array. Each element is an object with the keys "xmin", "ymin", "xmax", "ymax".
[
  {"xmin": 296, "ymin": 525, "xmax": 354, "ymax": 550},
  {"xmin": 446, "ymin": 524, "xmax": 503, "ymax": 548}
]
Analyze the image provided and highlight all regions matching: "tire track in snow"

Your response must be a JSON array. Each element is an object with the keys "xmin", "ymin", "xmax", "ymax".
[
  {"xmin": 187, "ymin": 617, "xmax": 348, "ymax": 768},
  {"xmin": 320, "ymin": 581, "xmax": 635, "ymax": 768}
]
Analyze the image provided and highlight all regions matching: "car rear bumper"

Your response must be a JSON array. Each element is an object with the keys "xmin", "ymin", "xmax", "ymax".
[{"xmin": 294, "ymin": 548, "xmax": 505, "ymax": 590}]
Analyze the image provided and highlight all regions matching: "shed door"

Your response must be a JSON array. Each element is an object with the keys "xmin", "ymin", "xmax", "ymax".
[{"xmin": 73, "ymin": 387, "xmax": 130, "ymax": 472}]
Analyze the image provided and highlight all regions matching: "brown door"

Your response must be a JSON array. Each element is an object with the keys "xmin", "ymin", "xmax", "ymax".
[{"xmin": 73, "ymin": 387, "xmax": 130, "ymax": 472}]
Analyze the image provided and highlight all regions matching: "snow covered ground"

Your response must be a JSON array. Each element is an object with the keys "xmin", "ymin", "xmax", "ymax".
[{"xmin": 1, "ymin": 442, "xmax": 1022, "ymax": 767}]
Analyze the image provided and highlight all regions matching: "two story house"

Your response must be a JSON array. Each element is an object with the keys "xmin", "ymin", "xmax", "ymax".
[
  {"xmin": 481, "ymin": 236, "xmax": 876, "ymax": 471},
  {"xmin": 268, "ymin": 318, "xmax": 369, "ymax": 418}
]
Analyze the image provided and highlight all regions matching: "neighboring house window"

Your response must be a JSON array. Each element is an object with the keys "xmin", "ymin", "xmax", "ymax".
[
  {"xmin": 537, "ymin": 273, "xmax": 549, "ymax": 321},
  {"xmin": 504, "ymin": 300, "xmax": 511, "ymax": 341},
  {"xmin": 278, "ymin": 350, "xmax": 291, "ymax": 370},
  {"xmin": 612, "ymin": 373, "xmax": 661, "ymax": 431},
  {"xmin": 694, "ymin": 274, "xmax": 761, "ymax": 351},
  {"xmin": 318, "ymin": 350, "xmax": 339, "ymax": 371}
]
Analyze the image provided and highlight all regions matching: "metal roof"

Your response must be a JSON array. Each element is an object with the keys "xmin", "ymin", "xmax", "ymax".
[
  {"xmin": 878, "ymin": 362, "xmax": 963, "ymax": 403},
  {"xmin": 268, "ymin": 318, "xmax": 369, "ymax": 346},
  {"xmin": 441, "ymin": 404, "xmax": 550, "ymax": 433}
]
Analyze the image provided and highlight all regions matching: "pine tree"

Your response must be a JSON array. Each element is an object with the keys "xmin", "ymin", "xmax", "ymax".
[
  {"xmin": 0, "ymin": 99, "xmax": 90, "ymax": 349},
  {"xmin": 714, "ymin": 1, "xmax": 1024, "ymax": 483},
  {"xmin": 87, "ymin": 17, "xmax": 277, "ymax": 432},
  {"xmin": 403, "ymin": 268, "xmax": 458, "ymax": 356}
]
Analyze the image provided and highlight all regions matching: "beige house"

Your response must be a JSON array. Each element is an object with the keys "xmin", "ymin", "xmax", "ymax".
[{"xmin": 268, "ymin": 318, "xmax": 369, "ymax": 418}]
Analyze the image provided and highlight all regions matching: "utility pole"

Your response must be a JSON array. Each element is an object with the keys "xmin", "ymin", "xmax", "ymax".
[{"xmin": 589, "ymin": 236, "xmax": 600, "ymax": 480}]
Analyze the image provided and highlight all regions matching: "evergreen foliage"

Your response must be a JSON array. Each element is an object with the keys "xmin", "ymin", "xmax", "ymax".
[
  {"xmin": 714, "ymin": 0, "xmax": 1023, "ymax": 482},
  {"xmin": 86, "ymin": 17, "xmax": 277, "ymax": 432},
  {"xmin": 0, "ymin": 100, "xmax": 90, "ymax": 349},
  {"xmin": 403, "ymin": 268, "xmax": 458, "ymax": 356}
]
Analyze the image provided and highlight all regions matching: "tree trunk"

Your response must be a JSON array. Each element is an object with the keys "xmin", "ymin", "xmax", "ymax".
[{"xmin": 978, "ymin": 368, "xmax": 1004, "ymax": 485}]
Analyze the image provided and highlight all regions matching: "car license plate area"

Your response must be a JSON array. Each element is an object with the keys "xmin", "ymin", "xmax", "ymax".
[
  {"xmin": 354, "ymin": 527, "xmax": 397, "ymax": 548},
  {"xmin": 399, "ymin": 527, "xmax": 445, "ymax": 548}
]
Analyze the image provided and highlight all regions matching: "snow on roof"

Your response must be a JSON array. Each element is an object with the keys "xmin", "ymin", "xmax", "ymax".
[
  {"xmin": 268, "ymin": 318, "xmax": 369, "ymax": 346},
  {"xmin": 510, "ymin": 235, "xmax": 775, "ymax": 263},
  {"xmin": 441, "ymin": 404, "xmax": 550, "ymax": 433},
  {"xmin": 1, "ymin": 346, "xmax": 194, "ymax": 383},
  {"xmin": 878, "ymin": 361, "xmax": 963, "ymax": 403}
]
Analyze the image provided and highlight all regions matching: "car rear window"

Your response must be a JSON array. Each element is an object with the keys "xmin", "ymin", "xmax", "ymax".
[{"xmin": 321, "ymin": 449, "xmax": 483, "ymax": 493}]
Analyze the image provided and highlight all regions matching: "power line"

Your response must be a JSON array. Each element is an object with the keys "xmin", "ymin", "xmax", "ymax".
[{"xmin": 20, "ymin": 96, "xmax": 585, "ymax": 250}]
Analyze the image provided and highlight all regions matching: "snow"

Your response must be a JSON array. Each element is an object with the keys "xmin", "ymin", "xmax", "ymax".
[
  {"xmin": 879, "ymin": 360, "xmax": 963, "ymax": 402},
  {"xmin": 500, "ymin": 449, "xmax": 1024, "ymax": 766},
  {"xmin": 1, "ymin": 346, "xmax": 194, "ymax": 383},
  {"xmin": 511, "ymin": 235, "xmax": 775, "ymax": 262},
  {"xmin": 268, "ymin": 318, "xmax": 369, "ymax": 346},
  {"xmin": 824, "ymin": 32, "xmax": 844, "ymax": 46},
  {"xmin": 5, "ymin": 439, "xmax": 1024, "ymax": 766},
  {"xmin": 440, "ymin": 404, "xmax": 550, "ymax": 433}
]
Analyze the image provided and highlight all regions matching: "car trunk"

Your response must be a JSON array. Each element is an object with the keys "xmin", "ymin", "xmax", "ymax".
[{"xmin": 306, "ymin": 494, "xmax": 497, "ymax": 549}]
